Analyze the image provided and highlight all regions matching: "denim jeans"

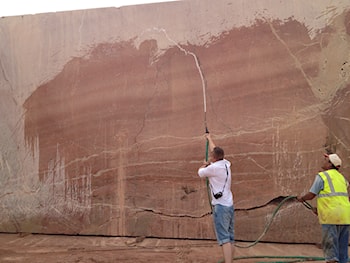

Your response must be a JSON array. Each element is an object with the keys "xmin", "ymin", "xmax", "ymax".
[
  {"xmin": 212, "ymin": 204, "xmax": 234, "ymax": 245},
  {"xmin": 322, "ymin": 224, "xmax": 349, "ymax": 263}
]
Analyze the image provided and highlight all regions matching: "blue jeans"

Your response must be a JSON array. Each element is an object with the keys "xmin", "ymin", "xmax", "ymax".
[
  {"xmin": 212, "ymin": 204, "xmax": 234, "ymax": 246},
  {"xmin": 322, "ymin": 224, "xmax": 349, "ymax": 263}
]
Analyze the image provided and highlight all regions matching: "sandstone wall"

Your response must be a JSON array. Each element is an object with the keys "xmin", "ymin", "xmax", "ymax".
[{"xmin": 1, "ymin": 0, "xmax": 350, "ymax": 243}]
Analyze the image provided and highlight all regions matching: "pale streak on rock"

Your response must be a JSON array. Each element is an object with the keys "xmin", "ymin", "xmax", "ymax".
[{"xmin": 267, "ymin": 20, "xmax": 314, "ymax": 97}]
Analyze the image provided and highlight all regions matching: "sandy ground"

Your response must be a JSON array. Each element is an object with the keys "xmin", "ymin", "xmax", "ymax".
[{"xmin": 0, "ymin": 233, "xmax": 331, "ymax": 263}]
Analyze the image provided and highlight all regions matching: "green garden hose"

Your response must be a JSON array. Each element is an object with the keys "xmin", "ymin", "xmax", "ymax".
[{"xmin": 234, "ymin": 195, "xmax": 297, "ymax": 248}]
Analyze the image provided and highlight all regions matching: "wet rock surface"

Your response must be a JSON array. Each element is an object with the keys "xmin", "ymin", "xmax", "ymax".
[{"xmin": 0, "ymin": 233, "xmax": 326, "ymax": 263}]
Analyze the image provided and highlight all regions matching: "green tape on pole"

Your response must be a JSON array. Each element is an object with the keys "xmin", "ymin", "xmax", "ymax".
[
  {"xmin": 205, "ymin": 139, "xmax": 209, "ymax": 162},
  {"xmin": 205, "ymin": 139, "xmax": 212, "ymax": 212}
]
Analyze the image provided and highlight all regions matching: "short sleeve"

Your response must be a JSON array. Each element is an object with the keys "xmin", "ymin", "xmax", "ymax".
[{"xmin": 309, "ymin": 174, "xmax": 324, "ymax": 195}]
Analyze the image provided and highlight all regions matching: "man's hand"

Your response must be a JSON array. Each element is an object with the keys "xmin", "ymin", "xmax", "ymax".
[
  {"xmin": 204, "ymin": 133, "xmax": 211, "ymax": 141},
  {"xmin": 204, "ymin": 133, "xmax": 216, "ymax": 150},
  {"xmin": 200, "ymin": 160, "xmax": 210, "ymax": 168},
  {"xmin": 296, "ymin": 196, "xmax": 304, "ymax": 202},
  {"xmin": 297, "ymin": 195, "xmax": 318, "ymax": 216}
]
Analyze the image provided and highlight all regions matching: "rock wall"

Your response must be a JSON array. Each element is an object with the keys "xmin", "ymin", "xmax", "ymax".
[{"xmin": 1, "ymin": 0, "xmax": 350, "ymax": 244}]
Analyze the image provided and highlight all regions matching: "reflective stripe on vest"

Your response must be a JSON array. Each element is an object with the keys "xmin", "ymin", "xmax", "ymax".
[
  {"xmin": 318, "ymin": 171, "xmax": 348, "ymax": 198},
  {"xmin": 317, "ymin": 170, "xmax": 350, "ymax": 224}
]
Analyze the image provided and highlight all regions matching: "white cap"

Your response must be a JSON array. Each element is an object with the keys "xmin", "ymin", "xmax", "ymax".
[{"xmin": 325, "ymin": 153, "xmax": 342, "ymax": 167}]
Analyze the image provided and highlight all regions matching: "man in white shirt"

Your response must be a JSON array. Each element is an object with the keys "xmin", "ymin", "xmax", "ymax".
[{"xmin": 198, "ymin": 133, "xmax": 234, "ymax": 263}]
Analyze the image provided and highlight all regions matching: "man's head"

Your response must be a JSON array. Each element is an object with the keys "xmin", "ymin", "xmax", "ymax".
[
  {"xmin": 322, "ymin": 153, "xmax": 342, "ymax": 170},
  {"xmin": 211, "ymin": 146, "xmax": 224, "ymax": 162}
]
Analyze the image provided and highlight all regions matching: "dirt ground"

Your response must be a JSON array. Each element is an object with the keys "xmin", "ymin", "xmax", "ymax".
[{"xmin": 0, "ymin": 233, "xmax": 333, "ymax": 263}]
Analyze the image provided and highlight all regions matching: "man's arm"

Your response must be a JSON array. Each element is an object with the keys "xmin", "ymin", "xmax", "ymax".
[
  {"xmin": 205, "ymin": 133, "xmax": 216, "ymax": 152},
  {"xmin": 297, "ymin": 192, "xmax": 316, "ymax": 202},
  {"xmin": 297, "ymin": 174, "xmax": 322, "ymax": 202}
]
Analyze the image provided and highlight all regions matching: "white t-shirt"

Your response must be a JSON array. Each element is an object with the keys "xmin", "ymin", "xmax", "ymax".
[{"xmin": 198, "ymin": 159, "xmax": 233, "ymax": 206}]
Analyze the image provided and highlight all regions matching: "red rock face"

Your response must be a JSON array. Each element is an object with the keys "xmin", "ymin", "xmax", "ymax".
[{"xmin": 1, "ymin": 1, "xmax": 350, "ymax": 244}]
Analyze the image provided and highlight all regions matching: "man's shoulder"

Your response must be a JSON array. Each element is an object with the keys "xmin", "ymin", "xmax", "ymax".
[
  {"xmin": 323, "ymin": 169, "xmax": 343, "ymax": 176},
  {"xmin": 223, "ymin": 159, "xmax": 231, "ymax": 166},
  {"xmin": 213, "ymin": 159, "xmax": 231, "ymax": 167}
]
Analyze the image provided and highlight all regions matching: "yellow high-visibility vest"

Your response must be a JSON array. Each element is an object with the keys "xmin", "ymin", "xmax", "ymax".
[{"xmin": 317, "ymin": 169, "xmax": 350, "ymax": 224}]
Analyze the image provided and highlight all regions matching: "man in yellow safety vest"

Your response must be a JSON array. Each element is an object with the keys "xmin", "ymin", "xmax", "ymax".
[{"xmin": 297, "ymin": 153, "xmax": 350, "ymax": 263}]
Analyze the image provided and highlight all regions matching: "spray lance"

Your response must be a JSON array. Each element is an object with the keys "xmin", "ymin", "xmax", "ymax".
[{"xmin": 205, "ymin": 126, "xmax": 209, "ymax": 161}]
